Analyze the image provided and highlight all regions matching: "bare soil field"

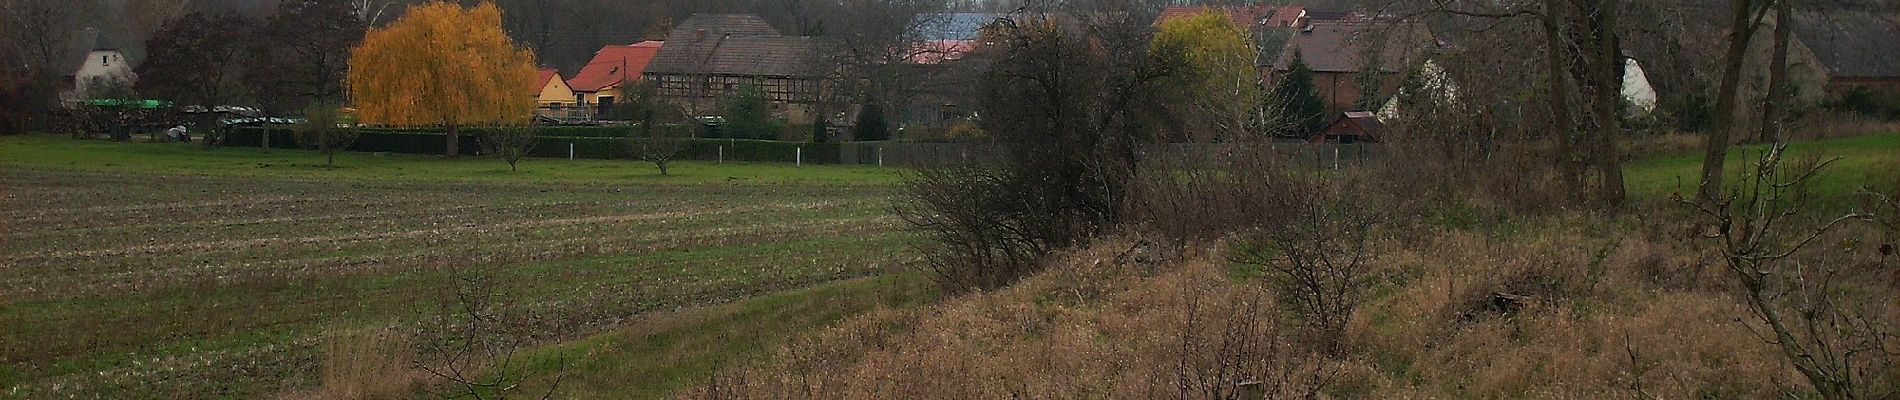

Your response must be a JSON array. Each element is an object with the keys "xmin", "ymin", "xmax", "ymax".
[{"xmin": 0, "ymin": 166, "xmax": 912, "ymax": 398}]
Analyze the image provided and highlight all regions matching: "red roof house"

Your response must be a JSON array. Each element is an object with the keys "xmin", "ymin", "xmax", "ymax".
[{"xmin": 570, "ymin": 41, "xmax": 663, "ymax": 115}]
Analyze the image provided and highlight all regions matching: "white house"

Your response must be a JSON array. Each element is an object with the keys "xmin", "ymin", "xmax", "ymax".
[{"xmin": 70, "ymin": 49, "xmax": 136, "ymax": 100}]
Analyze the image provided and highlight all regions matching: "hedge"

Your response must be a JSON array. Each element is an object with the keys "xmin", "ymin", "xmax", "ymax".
[
  {"xmin": 224, "ymin": 126, "xmax": 843, "ymax": 164},
  {"xmin": 241, "ymin": 125, "xmax": 690, "ymax": 139}
]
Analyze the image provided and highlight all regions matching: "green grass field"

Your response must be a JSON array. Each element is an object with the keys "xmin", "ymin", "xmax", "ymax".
[
  {"xmin": 1623, "ymin": 133, "xmax": 1900, "ymax": 201},
  {"xmin": 0, "ymin": 135, "xmax": 914, "ymax": 397}
]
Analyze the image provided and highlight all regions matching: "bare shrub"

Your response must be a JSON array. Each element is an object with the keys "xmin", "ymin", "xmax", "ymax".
[
  {"xmin": 896, "ymin": 5, "xmax": 1176, "ymax": 293},
  {"xmin": 480, "ymin": 123, "xmax": 537, "ymax": 172},
  {"xmin": 1684, "ymin": 144, "xmax": 1898, "ymax": 399},
  {"xmin": 1230, "ymin": 179, "xmax": 1380, "ymax": 356},
  {"xmin": 1128, "ymin": 145, "xmax": 1297, "ymax": 243},
  {"xmin": 415, "ymin": 270, "xmax": 565, "ymax": 399}
]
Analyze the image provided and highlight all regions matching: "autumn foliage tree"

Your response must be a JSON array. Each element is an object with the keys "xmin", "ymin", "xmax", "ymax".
[
  {"xmin": 348, "ymin": 1, "xmax": 536, "ymax": 157},
  {"xmin": 1151, "ymin": 10, "xmax": 1262, "ymax": 140}
]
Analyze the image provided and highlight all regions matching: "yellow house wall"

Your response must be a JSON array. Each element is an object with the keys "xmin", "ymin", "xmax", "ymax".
[
  {"xmin": 538, "ymin": 78, "xmax": 578, "ymax": 106},
  {"xmin": 576, "ymin": 86, "xmax": 628, "ymax": 107}
]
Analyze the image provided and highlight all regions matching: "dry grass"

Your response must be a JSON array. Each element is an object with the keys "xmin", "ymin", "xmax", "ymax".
[
  {"xmin": 1794, "ymin": 113, "xmax": 1900, "ymax": 141},
  {"xmin": 684, "ymin": 208, "xmax": 1897, "ymax": 398},
  {"xmin": 276, "ymin": 329, "xmax": 424, "ymax": 400}
]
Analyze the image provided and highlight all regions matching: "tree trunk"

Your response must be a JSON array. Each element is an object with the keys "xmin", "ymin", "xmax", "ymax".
[
  {"xmin": 1759, "ymin": 1, "xmax": 1792, "ymax": 144},
  {"xmin": 1702, "ymin": 0, "xmax": 1764, "ymax": 202},
  {"xmin": 446, "ymin": 123, "xmax": 460, "ymax": 157},
  {"xmin": 1541, "ymin": 0, "xmax": 1583, "ymax": 201},
  {"xmin": 1588, "ymin": 0, "xmax": 1627, "ymax": 205}
]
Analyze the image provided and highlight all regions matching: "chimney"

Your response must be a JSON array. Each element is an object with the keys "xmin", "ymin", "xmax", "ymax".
[{"xmin": 696, "ymin": 29, "xmax": 707, "ymax": 42}]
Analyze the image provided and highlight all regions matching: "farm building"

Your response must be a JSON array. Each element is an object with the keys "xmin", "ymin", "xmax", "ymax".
[
  {"xmin": 644, "ymin": 14, "xmax": 830, "ymax": 124},
  {"xmin": 1786, "ymin": 10, "xmax": 1900, "ymax": 109}
]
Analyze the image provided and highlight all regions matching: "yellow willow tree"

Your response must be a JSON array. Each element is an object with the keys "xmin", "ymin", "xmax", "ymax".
[
  {"xmin": 1151, "ymin": 11, "xmax": 1263, "ymax": 140},
  {"xmin": 348, "ymin": 1, "xmax": 536, "ymax": 157}
]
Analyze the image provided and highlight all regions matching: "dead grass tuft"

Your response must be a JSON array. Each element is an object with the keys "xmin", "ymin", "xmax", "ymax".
[{"xmin": 291, "ymin": 329, "xmax": 422, "ymax": 400}]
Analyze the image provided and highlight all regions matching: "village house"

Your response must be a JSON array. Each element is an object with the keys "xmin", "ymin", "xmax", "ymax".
[
  {"xmin": 61, "ymin": 28, "xmax": 137, "ymax": 104},
  {"xmin": 569, "ymin": 41, "xmax": 663, "ymax": 119},
  {"xmin": 1786, "ymin": 10, "xmax": 1900, "ymax": 109},
  {"xmin": 643, "ymin": 14, "xmax": 829, "ymax": 124},
  {"xmin": 531, "ymin": 68, "xmax": 582, "ymax": 121},
  {"xmin": 1269, "ymin": 17, "xmax": 1439, "ymax": 116}
]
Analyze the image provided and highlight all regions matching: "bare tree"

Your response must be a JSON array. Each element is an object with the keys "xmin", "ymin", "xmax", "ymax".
[
  {"xmin": 292, "ymin": 103, "xmax": 358, "ymax": 167},
  {"xmin": 1699, "ymin": 0, "xmax": 1778, "ymax": 202},
  {"xmin": 1401, "ymin": 0, "xmax": 1629, "ymax": 205},
  {"xmin": 353, "ymin": 0, "xmax": 410, "ymax": 26},
  {"xmin": 1684, "ymin": 145, "xmax": 1897, "ymax": 399},
  {"xmin": 1758, "ymin": 0, "xmax": 1794, "ymax": 144},
  {"xmin": 481, "ymin": 123, "xmax": 537, "ymax": 172},
  {"xmin": 632, "ymin": 125, "xmax": 688, "ymax": 176}
]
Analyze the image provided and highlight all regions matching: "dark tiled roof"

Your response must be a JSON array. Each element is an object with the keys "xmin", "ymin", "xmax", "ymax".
[
  {"xmin": 645, "ymin": 14, "xmax": 821, "ymax": 78},
  {"xmin": 1790, "ymin": 11, "xmax": 1900, "ymax": 79},
  {"xmin": 1274, "ymin": 21, "xmax": 1436, "ymax": 73}
]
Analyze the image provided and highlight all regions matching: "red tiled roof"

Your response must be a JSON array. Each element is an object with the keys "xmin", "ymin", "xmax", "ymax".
[
  {"xmin": 569, "ymin": 41, "xmax": 663, "ymax": 93},
  {"xmin": 907, "ymin": 40, "xmax": 976, "ymax": 65},
  {"xmin": 535, "ymin": 68, "xmax": 561, "ymax": 92},
  {"xmin": 1156, "ymin": 5, "xmax": 1305, "ymax": 29}
]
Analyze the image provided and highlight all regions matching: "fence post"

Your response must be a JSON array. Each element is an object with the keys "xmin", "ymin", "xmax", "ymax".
[
  {"xmin": 877, "ymin": 145, "xmax": 884, "ymax": 167},
  {"xmin": 718, "ymin": 146, "xmax": 724, "ymax": 164},
  {"xmin": 569, "ymin": 142, "xmax": 575, "ymax": 160},
  {"xmin": 1333, "ymin": 147, "xmax": 1341, "ymax": 170},
  {"xmin": 796, "ymin": 147, "xmax": 803, "ymax": 167}
]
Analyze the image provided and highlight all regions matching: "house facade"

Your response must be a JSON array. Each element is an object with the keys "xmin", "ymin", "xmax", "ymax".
[{"xmin": 533, "ymin": 68, "xmax": 582, "ymax": 121}]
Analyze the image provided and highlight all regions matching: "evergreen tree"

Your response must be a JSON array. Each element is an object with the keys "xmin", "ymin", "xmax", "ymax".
[
  {"xmin": 853, "ymin": 101, "xmax": 890, "ymax": 141},
  {"xmin": 722, "ymin": 84, "xmax": 777, "ymax": 139},
  {"xmin": 1271, "ymin": 51, "xmax": 1328, "ymax": 135}
]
